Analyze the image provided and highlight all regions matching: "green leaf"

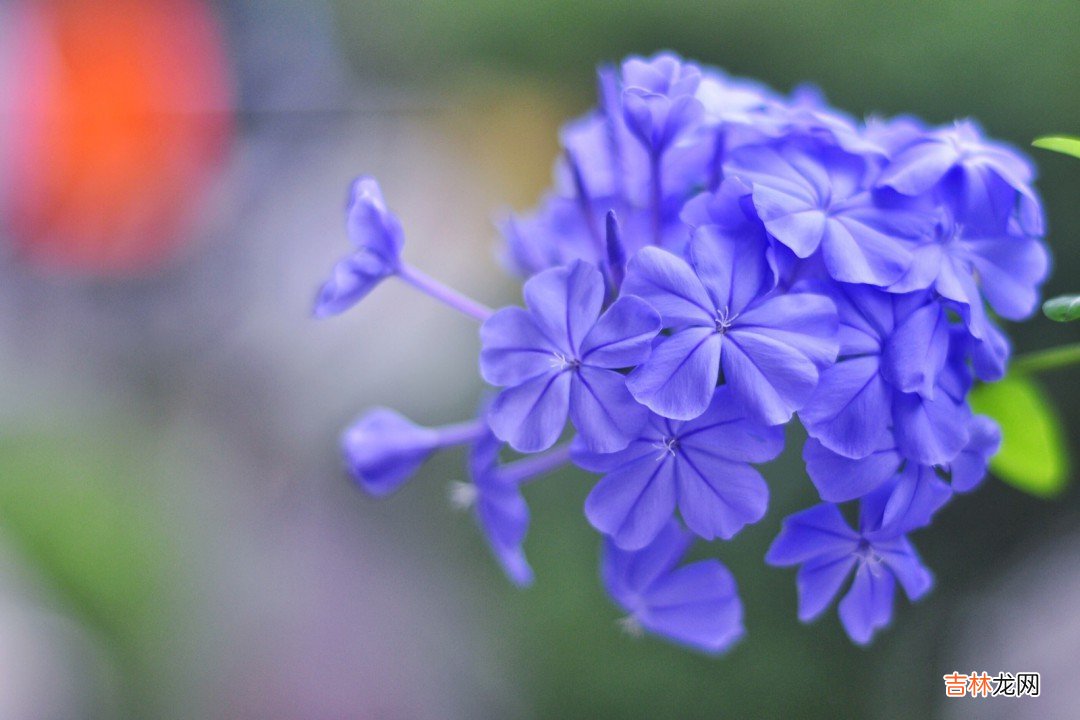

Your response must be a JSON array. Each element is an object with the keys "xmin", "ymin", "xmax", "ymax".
[
  {"xmin": 969, "ymin": 375, "xmax": 1070, "ymax": 497},
  {"xmin": 1043, "ymin": 294, "xmax": 1080, "ymax": 322},
  {"xmin": 1032, "ymin": 135, "xmax": 1080, "ymax": 160}
]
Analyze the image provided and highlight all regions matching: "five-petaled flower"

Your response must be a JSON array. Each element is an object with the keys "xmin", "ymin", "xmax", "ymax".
[
  {"xmin": 766, "ymin": 503, "xmax": 933, "ymax": 645},
  {"xmin": 623, "ymin": 184, "xmax": 838, "ymax": 423},
  {"xmin": 480, "ymin": 260, "xmax": 661, "ymax": 453},
  {"xmin": 576, "ymin": 386, "xmax": 782, "ymax": 549},
  {"xmin": 604, "ymin": 520, "xmax": 744, "ymax": 654},
  {"xmin": 314, "ymin": 177, "xmax": 404, "ymax": 317}
]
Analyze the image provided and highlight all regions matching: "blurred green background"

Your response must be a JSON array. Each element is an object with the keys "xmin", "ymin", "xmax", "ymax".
[{"xmin": 1, "ymin": 1, "xmax": 1077, "ymax": 718}]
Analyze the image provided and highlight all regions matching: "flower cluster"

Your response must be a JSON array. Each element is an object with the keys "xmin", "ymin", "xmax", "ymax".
[{"xmin": 315, "ymin": 53, "xmax": 1047, "ymax": 651}]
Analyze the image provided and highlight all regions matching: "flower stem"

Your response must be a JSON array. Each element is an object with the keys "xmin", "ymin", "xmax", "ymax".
[
  {"xmin": 397, "ymin": 263, "xmax": 494, "ymax": 322},
  {"xmin": 434, "ymin": 419, "xmax": 489, "ymax": 447},
  {"xmin": 502, "ymin": 442, "xmax": 574, "ymax": 485},
  {"xmin": 1011, "ymin": 342, "xmax": 1080, "ymax": 374}
]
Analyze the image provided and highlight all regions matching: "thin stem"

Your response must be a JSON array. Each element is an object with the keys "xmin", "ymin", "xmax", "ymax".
[
  {"xmin": 433, "ymin": 419, "xmax": 488, "ymax": 447},
  {"xmin": 1011, "ymin": 342, "xmax": 1080, "ymax": 374},
  {"xmin": 501, "ymin": 442, "xmax": 574, "ymax": 485},
  {"xmin": 397, "ymin": 263, "xmax": 494, "ymax": 322}
]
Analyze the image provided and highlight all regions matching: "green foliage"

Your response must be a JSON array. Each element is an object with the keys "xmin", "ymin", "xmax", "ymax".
[
  {"xmin": 0, "ymin": 429, "xmax": 189, "ymax": 717},
  {"xmin": 969, "ymin": 376, "xmax": 1070, "ymax": 497},
  {"xmin": 1033, "ymin": 135, "xmax": 1080, "ymax": 160},
  {"xmin": 1043, "ymin": 294, "xmax": 1080, "ymax": 322}
]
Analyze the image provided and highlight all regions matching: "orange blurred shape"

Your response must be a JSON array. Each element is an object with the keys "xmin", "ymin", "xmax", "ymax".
[{"xmin": 2, "ymin": 0, "xmax": 233, "ymax": 276}]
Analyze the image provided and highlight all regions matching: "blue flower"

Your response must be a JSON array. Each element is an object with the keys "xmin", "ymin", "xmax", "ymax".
[
  {"xmin": 620, "ymin": 53, "xmax": 704, "ymax": 154},
  {"xmin": 799, "ymin": 285, "xmax": 972, "ymax": 464},
  {"xmin": 622, "ymin": 195, "xmax": 838, "ymax": 423},
  {"xmin": 342, "ymin": 409, "xmax": 484, "ymax": 497},
  {"xmin": 728, "ymin": 138, "xmax": 931, "ymax": 286},
  {"xmin": 480, "ymin": 260, "xmax": 661, "ymax": 453},
  {"xmin": 766, "ymin": 503, "xmax": 933, "ymax": 645},
  {"xmin": 890, "ymin": 210, "xmax": 1049, "ymax": 336},
  {"xmin": 464, "ymin": 429, "xmax": 534, "ymax": 587},
  {"xmin": 877, "ymin": 120, "xmax": 1044, "ymax": 235},
  {"xmin": 577, "ymin": 386, "xmax": 784, "ymax": 550},
  {"xmin": 314, "ymin": 177, "xmax": 404, "ymax": 317},
  {"xmin": 604, "ymin": 520, "xmax": 744, "ymax": 654}
]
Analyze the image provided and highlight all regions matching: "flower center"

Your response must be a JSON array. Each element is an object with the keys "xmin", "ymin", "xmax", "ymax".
[
  {"xmin": 855, "ymin": 537, "xmax": 884, "ymax": 573},
  {"xmin": 551, "ymin": 351, "xmax": 581, "ymax": 371},
  {"xmin": 714, "ymin": 307, "xmax": 737, "ymax": 334},
  {"xmin": 448, "ymin": 481, "xmax": 478, "ymax": 510},
  {"xmin": 653, "ymin": 435, "xmax": 680, "ymax": 460}
]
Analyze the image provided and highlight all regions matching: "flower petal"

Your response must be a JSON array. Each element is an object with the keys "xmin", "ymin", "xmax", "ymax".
[
  {"xmin": 479, "ymin": 306, "xmax": 561, "ymax": 386},
  {"xmin": 627, "ymin": 327, "xmax": 721, "ymax": 420},
  {"xmin": 949, "ymin": 415, "xmax": 1001, "ymax": 492},
  {"xmin": 342, "ymin": 408, "xmax": 439, "ymax": 496},
  {"xmin": 966, "ymin": 234, "xmax": 1050, "ymax": 321},
  {"xmin": 602, "ymin": 520, "xmax": 693, "ymax": 603},
  {"xmin": 346, "ymin": 176, "xmax": 405, "ymax": 258},
  {"xmin": 722, "ymin": 329, "xmax": 821, "ymax": 425},
  {"xmin": 838, "ymin": 563, "xmax": 895, "ymax": 645},
  {"xmin": 892, "ymin": 391, "xmax": 971, "ymax": 466},
  {"xmin": 638, "ymin": 560, "xmax": 744, "ymax": 654},
  {"xmin": 585, "ymin": 455, "xmax": 677, "ymax": 551},
  {"xmin": 796, "ymin": 553, "xmax": 857, "ymax": 622},
  {"xmin": 488, "ymin": 371, "xmax": 572, "ymax": 453},
  {"xmin": 523, "ymin": 261, "xmax": 605, "ymax": 353},
  {"xmin": 313, "ymin": 251, "xmax": 394, "ymax": 318},
  {"xmin": 735, "ymin": 293, "xmax": 839, "ymax": 369},
  {"xmin": 866, "ymin": 464, "xmax": 952, "ymax": 533},
  {"xmin": 799, "ymin": 356, "xmax": 893, "ymax": 460},
  {"xmin": 821, "ymin": 215, "xmax": 912, "ymax": 287},
  {"xmin": 678, "ymin": 386, "xmax": 785, "ymax": 464},
  {"xmin": 755, "ymin": 198, "xmax": 826, "ymax": 258},
  {"xmin": 872, "ymin": 536, "xmax": 934, "ymax": 601},
  {"xmin": 570, "ymin": 366, "xmax": 650, "ymax": 453},
  {"xmin": 580, "ymin": 296, "xmax": 662, "ymax": 368},
  {"xmin": 765, "ymin": 503, "xmax": 859, "ymax": 567},
  {"xmin": 803, "ymin": 437, "xmax": 901, "ymax": 503},
  {"xmin": 876, "ymin": 139, "xmax": 958, "ymax": 195},
  {"xmin": 687, "ymin": 225, "xmax": 773, "ymax": 314},
  {"xmin": 622, "ymin": 247, "xmax": 714, "ymax": 325},
  {"xmin": 880, "ymin": 301, "xmax": 950, "ymax": 398},
  {"xmin": 473, "ymin": 464, "xmax": 534, "ymax": 587},
  {"xmin": 675, "ymin": 451, "xmax": 769, "ymax": 541}
]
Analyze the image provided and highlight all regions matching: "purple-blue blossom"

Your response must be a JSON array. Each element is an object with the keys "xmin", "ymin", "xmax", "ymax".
[
  {"xmin": 480, "ymin": 260, "xmax": 660, "ymax": 453},
  {"xmin": 342, "ymin": 408, "xmax": 485, "ymax": 497},
  {"xmin": 604, "ymin": 521, "xmax": 744, "ymax": 654},
  {"xmin": 798, "ymin": 285, "xmax": 974, "ymax": 465},
  {"xmin": 311, "ymin": 51, "xmax": 1048, "ymax": 652},
  {"xmin": 766, "ymin": 503, "xmax": 933, "ymax": 645},
  {"xmin": 460, "ymin": 427, "xmax": 573, "ymax": 587},
  {"xmin": 728, "ymin": 138, "xmax": 929, "ymax": 287},
  {"xmin": 314, "ymin": 177, "xmax": 404, "ymax": 317},
  {"xmin": 576, "ymin": 386, "xmax": 783, "ymax": 549},
  {"xmin": 622, "ymin": 182, "xmax": 838, "ymax": 423}
]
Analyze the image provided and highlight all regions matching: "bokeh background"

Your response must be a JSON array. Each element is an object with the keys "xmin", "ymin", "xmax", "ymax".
[{"xmin": 0, "ymin": 1, "xmax": 1078, "ymax": 718}]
